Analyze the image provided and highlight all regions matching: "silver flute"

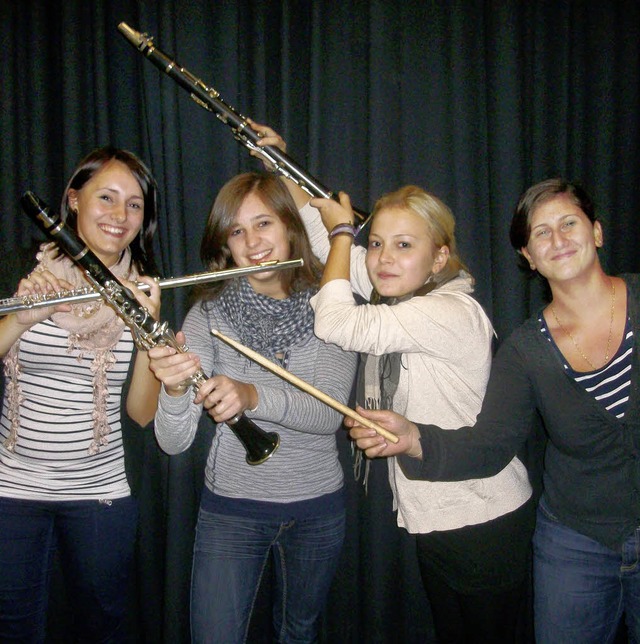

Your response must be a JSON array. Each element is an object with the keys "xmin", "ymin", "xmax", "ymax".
[
  {"xmin": 0, "ymin": 260, "xmax": 303, "ymax": 316},
  {"xmin": 21, "ymin": 191, "xmax": 282, "ymax": 465},
  {"xmin": 117, "ymin": 22, "xmax": 370, "ymax": 236}
]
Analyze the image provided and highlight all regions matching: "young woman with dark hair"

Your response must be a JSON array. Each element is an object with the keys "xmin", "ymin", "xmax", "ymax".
[{"xmin": 0, "ymin": 146, "xmax": 162, "ymax": 641}]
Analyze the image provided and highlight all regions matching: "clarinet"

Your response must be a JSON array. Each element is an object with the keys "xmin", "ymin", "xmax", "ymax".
[
  {"xmin": 20, "ymin": 192, "xmax": 280, "ymax": 465},
  {"xmin": 117, "ymin": 22, "xmax": 370, "ymax": 236}
]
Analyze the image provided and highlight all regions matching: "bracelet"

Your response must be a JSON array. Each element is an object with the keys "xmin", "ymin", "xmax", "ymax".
[{"xmin": 328, "ymin": 223, "xmax": 356, "ymax": 240}]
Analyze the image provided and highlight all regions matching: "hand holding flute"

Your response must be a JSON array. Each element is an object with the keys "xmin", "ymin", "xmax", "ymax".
[
  {"xmin": 0, "ymin": 265, "xmax": 161, "ymax": 359},
  {"xmin": 0, "ymin": 269, "xmax": 72, "ymax": 359},
  {"xmin": 0, "ymin": 260, "xmax": 303, "ymax": 316},
  {"xmin": 12, "ymin": 270, "xmax": 74, "ymax": 325}
]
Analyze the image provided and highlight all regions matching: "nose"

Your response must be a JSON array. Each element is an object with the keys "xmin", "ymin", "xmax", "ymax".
[
  {"xmin": 550, "ymin": 229, "xmax": 568, "ymax": 248},
  {"xmin": 244, "ymin": 227, "xmax": 259, "ymax": 248},
  {"xmin": 111, "ymin": 203, "xmax": 127, "ymax": 223},
  {"xmin": 378, "ymin": 245, "xmax": 394, "ymax": 264}
]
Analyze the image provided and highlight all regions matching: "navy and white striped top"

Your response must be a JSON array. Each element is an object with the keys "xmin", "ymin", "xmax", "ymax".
[
  {"xmin": 0, "ymin": 318, "xmax": 134, "ymax": 500},
  {"xmin": 541, "ymin": 314, "xmax": 632, "ymax": 419}
]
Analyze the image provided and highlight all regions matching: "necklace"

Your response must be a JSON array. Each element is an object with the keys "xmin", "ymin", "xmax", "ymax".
[{"xmin": 550, "ymin": 279, "xmax": 616, "ymax": 370}]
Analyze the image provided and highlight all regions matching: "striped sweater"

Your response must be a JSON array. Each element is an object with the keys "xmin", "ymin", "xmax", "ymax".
[
  {"xmin": 154, "ymin": 301, "xmax": 358, "ymax": 503},
  {"xmin": 0, "ymin": 318, "xmax": 134, "ymax": 500}
]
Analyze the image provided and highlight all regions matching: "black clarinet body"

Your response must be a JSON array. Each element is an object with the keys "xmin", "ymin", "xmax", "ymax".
[
  {"xmin": 21, "ymin": 191, "xmax": 279, "ymax": 465},
  {"xmin": 117, "ymin": 22, "xmax": 370, "ymax": 237}
]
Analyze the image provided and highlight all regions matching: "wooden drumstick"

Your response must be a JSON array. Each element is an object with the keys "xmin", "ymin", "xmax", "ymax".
[{"xmin": 210, "ymin": 329, "xmax": 399, "ymax": 444}]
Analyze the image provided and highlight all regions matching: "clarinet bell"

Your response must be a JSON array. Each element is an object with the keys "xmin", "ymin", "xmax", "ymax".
[{"xmin": 228, "ymin": 414, "xmax": 280, "ymax": 465}]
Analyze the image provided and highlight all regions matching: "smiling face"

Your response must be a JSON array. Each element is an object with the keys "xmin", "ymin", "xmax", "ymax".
[
  {"xmin": 226, "ymin": 191, "xmax": 291, "ymax": 298},
  {"xmin": 67, "ymin": 159, "xmax": 144, "ymax": 267},
  {"xmin": 521, "ymin": 193, "xmax": 603, "ymax": 284},
  {"xmin": 365, "ymin": 207, "xmax": 448, "ymax": 298}
]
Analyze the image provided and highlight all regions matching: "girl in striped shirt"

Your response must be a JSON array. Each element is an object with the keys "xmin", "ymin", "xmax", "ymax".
[{"xmin": 0, "ymin": 147, "xmax": 161, "ymax": 642}]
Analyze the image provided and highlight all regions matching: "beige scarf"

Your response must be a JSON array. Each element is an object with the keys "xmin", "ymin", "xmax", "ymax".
[{"xmin": 3, "ymin": 243, "xmax": 136, "ymax": 454}]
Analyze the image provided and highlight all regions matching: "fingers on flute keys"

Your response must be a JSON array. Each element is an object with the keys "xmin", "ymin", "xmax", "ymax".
[
  {"xmin": 15, "ymin": 270, "xmax": 74, "ymax": 324},
  {"xmin": 19, "ymin": 269, "xmax": 73, "ymax": 297}
]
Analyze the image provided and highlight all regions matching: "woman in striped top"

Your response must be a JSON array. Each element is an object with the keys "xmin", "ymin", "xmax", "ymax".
[
  {"xmin": 0, "ymin": 147, "xmax": 161, "ymax": 642},
  {"xmin": 348, "ymin": 178, "xmax": 640, "ymax": 644}
]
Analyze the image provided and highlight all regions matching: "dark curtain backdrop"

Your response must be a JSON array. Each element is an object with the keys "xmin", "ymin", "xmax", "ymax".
[{"xmin": 1, "ymin": 1, "xmax": 639, "ymax": 642}]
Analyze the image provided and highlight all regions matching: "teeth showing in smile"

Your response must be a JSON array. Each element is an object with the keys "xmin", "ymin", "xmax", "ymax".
[
  {"xmin": 99, "ymin": 224, "xmax": 126, "ymax": 236},
  {"xmin": 249, "ymin": 250, "xmax": 271, "ymax": 261}
]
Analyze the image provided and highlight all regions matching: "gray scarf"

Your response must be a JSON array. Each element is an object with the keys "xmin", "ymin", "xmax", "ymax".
[
  {"xmin": 213, "ymin": 277, "xmax": 316, "ymax": 359},
  {"xmin": 353, "ymin": 291, "xmax": 412, "ymax": 486}
]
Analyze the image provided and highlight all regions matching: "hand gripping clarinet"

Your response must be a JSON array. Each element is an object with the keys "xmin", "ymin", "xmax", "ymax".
[
  {"xmin": 117, "ymin": 22, "xmax": 370, "ymax": 238},
  {"xmin": 21, "ymin": 192, "xmax": 280, "ymax": 465}
]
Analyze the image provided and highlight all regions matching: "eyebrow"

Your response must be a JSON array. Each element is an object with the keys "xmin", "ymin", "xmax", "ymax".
[
  {"xmin": 96, "ymin": 186, "xmax": 143, "ymax": 199},
  {"xmin": 230, "ymin": 213, "xmax": 275, "ymax": 227},
  {"xmin": 369, "ymin": 232, "xmax": 421, "ymax": 240},
  {"xmin": 246, "ymin": 213, "xmax": 276, "ymax": 223},
  {"xmin": 531, "ymin": 213, "xmax": 578, "ymax": 229}
]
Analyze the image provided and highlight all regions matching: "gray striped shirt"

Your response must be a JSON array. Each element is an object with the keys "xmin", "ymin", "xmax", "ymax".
[
  {"xmin": 154, "ymin": 302, "xmax": 358, "ymax": 503},
  {"xmin": 0, "ymin": 318, "xmax": 133, "ymax": 500}
]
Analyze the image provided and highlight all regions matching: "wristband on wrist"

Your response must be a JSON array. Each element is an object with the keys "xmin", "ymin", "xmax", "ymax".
[{"xmin": 328, "ymin": 223, "xmax": 356, "ymax": 240}]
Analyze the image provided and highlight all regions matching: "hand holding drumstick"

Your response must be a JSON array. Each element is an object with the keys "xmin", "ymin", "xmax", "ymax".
[{"xmin": 210, "ymin": 328, "xmax": 399, "ymax": 444}]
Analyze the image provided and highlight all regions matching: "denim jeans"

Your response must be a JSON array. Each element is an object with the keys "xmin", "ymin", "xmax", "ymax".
[
  {"xmin": 191, "ymin": 506, "xmax": 346, "ymax": 644},
  {"xmin": 0, "ymin": 495, "xmax": 138, "ymax": 643},
  {"xmin": 533, "ymin": 500, "xmax": 640, "ymax": 644}
]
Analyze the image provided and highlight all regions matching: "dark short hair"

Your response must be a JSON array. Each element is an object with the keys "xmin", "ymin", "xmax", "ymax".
[
  {"xmin": 509, "ymin": 178, "xmax": 596, "ymax": 252},
  {"xmin": 61, "ymin": 146, "xmax": 159, "ymax": 274}
]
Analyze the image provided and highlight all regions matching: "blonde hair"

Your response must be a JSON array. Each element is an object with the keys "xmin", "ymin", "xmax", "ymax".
[{"xmin": 371, "ymin": 185, "xmax": 470, "ymax": 291}]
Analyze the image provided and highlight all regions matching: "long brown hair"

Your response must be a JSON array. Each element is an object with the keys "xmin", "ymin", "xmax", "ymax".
[{"xmin": 197, "ymin": 172, "xmax": 323, "ymax": 301}]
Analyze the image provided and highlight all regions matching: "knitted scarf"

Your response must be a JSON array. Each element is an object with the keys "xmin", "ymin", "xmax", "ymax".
[
  {"xmin": 214, "ymin": 277, "xmax": 316, "ymax": 359},
  {"xmin": 353, "ymin": 291, "xmax": 414, "ymax": 487},
  {"xmin": 359, "ymin": 291, "xmax": 413, "ymax": 411},
  {"xmin": 3, "ymin": 242, "xmax": 135, "ymax": 454}
]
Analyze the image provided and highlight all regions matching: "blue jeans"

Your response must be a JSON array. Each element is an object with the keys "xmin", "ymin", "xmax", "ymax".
[
  {"xmin": 533, "ymin": 500, "xmax": 640, "ymax": 643},
  {"xmin": 191, "ymin": 506, "xmax": 346, "ymax": 644},
  {"xmin": 0, "ymin": 495, "xmax": 138, "ymax": 643}
]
